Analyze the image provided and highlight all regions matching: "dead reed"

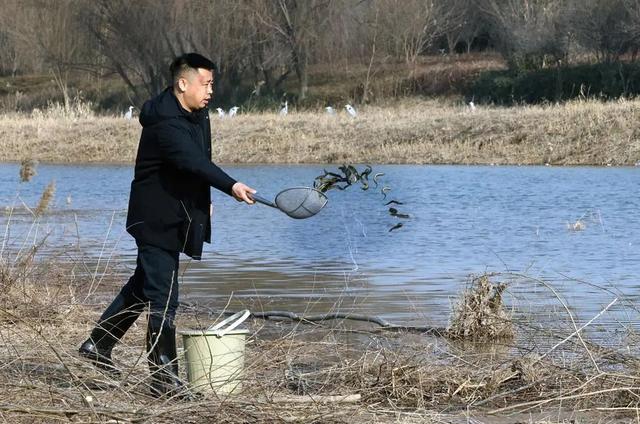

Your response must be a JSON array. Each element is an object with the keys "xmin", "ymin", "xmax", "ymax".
[
  {"xmin": 19, "ymin": 159, "xmax": 36, "ymax": 183},
  {"xmin": 447, "ymin": 273, "xmax": 514, "ymax": 341},
  {"xmin": 2, "ymin": 240, "xmax": 640, "ymax": 424},
  {"xmin": 1, "ymin": 98, "xmax": 640, "ymax": 166},
  {"xmin": 34, "ymin": 180, "xmax": 55, "ymax": 217}
]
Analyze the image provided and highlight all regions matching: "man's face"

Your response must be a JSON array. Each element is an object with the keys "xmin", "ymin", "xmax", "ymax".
[{"xmin": 180, "ymin": 68, "xmax": 213, "ymax": 111}]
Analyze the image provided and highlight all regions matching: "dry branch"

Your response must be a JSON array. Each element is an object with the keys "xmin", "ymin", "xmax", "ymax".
[{"xmin": 268, "ymin": 394, "xmax": 361, "ymax": 403}]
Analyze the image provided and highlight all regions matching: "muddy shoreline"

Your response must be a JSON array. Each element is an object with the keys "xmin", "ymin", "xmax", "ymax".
[{"xmin": 1, "ymin": 255, "xmax": 639, "ymax": 422}]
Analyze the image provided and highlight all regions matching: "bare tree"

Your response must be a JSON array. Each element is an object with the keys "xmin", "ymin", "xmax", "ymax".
[
  {"xmin": 242, "ymin": 1, "xmax": 293, "ymax": 99},
  {"xmin": 309, "ymin": 0, "xmax": 377, "ymax": 76},
  {"xmin": 176, "ymin": 1, "xmax": 257, "ymax": 104},
  {"xmin": 35, "ymin": 1, "xmax": 82, "ymax": 107},
  {"xmin": 0, "ymin": 0, "xmax": 49, "ymax": 76},
  {"xmin": 0, "ymin": 0, "xmax": 25, "ymax": 77},
  {"xmin": 360, "ymin": 3, "xmax": 381, "ymax": 103},
  {"xmin": 443, "ymin": 0, "xmax": 485, "ymax": 53},
  {"xmin": 2, "ymin": 0, "xmax": 634, "ymax": 111},
  {"xmin": 83, "ymin": 0, "xmax": 189, "ymax": 103},
  {"xmin": 377, "ymin": 0, "xmax": 459, "ymax": 75},
  {"xmin": 251, "ymin": 0, "xmax": 333, "ymax": 100},
  {"xmin": 622, "ymin": 0, "xmax": 640, "ymax": 59},
  {"xmin": 480, "ymin": 0, "xmax": 570, "ymax": 69},
  {"xmin": 2, "ymin": 0, "xmax": 94, "ymax": 108},
  {"xmin": 569, "ymin": 0, "xmax": 634, "ymax": 62}
]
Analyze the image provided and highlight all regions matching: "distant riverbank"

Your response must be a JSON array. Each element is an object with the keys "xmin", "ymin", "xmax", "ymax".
[{"xmin": 1, "ymin": 99, "xmax": 639, "ymax": 166}]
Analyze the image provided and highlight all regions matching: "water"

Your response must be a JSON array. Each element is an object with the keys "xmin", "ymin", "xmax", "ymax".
[{"xmin": 1, "ymin": 163, "xmax": 639, "ymax": 331}]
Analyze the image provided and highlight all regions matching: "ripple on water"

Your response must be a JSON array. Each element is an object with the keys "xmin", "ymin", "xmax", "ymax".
[{"xmin": 1, "ymin": 163, "xmax": 639, "ymax": 341}]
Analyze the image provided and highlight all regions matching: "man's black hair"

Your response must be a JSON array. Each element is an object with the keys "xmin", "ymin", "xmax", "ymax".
[{"xmin": 170, "ymin": 53, "xmax": 217, "ymax": 84}]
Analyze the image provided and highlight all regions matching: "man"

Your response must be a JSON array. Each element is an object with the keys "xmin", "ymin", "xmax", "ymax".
[{"xmin": 78, "ymin": 53, "xmax": 255, "ymax": 398}]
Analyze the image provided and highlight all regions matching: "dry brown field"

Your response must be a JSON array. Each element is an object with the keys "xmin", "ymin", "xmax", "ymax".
[{"xmin": 1, "ymin": 98, "xmax": 639, "ymax": 166}]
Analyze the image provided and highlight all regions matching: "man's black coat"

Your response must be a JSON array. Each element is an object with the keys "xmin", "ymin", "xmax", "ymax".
[{"xmin": 126, "ymin": 88, "xmax": 236, "ymax": 259}]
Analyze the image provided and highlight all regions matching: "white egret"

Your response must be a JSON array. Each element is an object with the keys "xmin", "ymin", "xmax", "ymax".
[
  {"xmin": 325, "ymin": 106, "xmax": 336, "ymax": 115},
  {"xmin": 279, "ymin": 101, "xmax": 288, "ymax": 116},
  {"xmin": 124, "ymin": 105, "xmax": 134, "ymax": 120},
  {"xmin": 468, "ymin": 101, "xmax": 476, "ymax": 112},
  {"xmin": 345, "ymin": 104, "xmax": 357, "ymax": 118},
  {"xmin": 228, "ymin": 106, "xmax": 239, "ymax": 117},
  {"xmin": 216, "ymin": 107, "xmax": 226, "ymax": 118}
]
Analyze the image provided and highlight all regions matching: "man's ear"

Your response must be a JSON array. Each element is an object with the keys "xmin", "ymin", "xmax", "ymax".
[{"xmin": 178, "ymin": 78, "xmax": 188, "ymax": 92}]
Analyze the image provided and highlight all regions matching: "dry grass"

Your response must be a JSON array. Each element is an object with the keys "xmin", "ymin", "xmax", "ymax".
[
  {"xmin": 19, "ymin": 159, "xmax": 37, "ymax": 182},
  {"xmin": 34, "ymin": 180, "xmax": 55, "ymax": 217},
  {"xmin": 448, "ymin": 274, "xmax": 514, "ymax": 341},
  {"xmin": 3, "ymin": 236, "xmax": 640, "ymax": 423},
  {"xmin": 1, "ymin": 97, "xmax": 640, "ymax": 166},
  {"xmin": 302, "ymin": 53, "xmax": 505, "ymax": 101}
]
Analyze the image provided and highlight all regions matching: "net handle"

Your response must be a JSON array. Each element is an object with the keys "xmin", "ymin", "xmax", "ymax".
[{"xmin": 251, "ymin": 193, "xmax": 277, "ymax": 208}]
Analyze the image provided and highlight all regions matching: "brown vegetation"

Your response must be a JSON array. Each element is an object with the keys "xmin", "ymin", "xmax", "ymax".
[
  {"xmin": 2, "ymin": 0, "xmax": 640, "ymax": 111},
  {"xmin": 0, "ymin": 181, "xmax": 638, "ymax": 421},
  {"xmin": 448, "ymin": 274, "xmax": 514, "ymax": 340},
  {"xmin": 1, "ymin": 98, "xmax": 639, "ymax": 166},
  {"xmin": 2, "ymin": 239, "xmax": 640, "ymax": 422}
]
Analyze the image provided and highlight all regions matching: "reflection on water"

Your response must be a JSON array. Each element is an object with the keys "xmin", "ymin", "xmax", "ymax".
[{"xmin": 1, "ymin": 163, "xmax": 639, "ymax": 331}]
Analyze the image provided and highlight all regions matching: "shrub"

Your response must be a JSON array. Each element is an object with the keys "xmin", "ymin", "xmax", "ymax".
[{"xmin": 469, "ymin": 62, "xmax": 640, "ymax": 104}]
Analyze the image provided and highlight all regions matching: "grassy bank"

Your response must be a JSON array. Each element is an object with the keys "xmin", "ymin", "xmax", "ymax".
[
  {"xmin": 2, "ymin": 245, "xmax": 640, "ymax": 422},
  {"xmin": 1, "ymin": 98, "xmax": 640, "ymax": 166}
]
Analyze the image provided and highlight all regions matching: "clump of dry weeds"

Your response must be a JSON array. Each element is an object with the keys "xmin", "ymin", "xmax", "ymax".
[
  {"xmin": 19, "ymin": 159, "xmax": 37, "ymax": 183},
  {"xmin": 447, "ymin": 273, "xmax": 514, "ymax": 341}
]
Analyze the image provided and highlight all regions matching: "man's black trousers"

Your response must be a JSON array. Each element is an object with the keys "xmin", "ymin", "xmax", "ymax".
[{"xmin": 99, "ymin": 243, "xmax": 180, "ymax": 330}]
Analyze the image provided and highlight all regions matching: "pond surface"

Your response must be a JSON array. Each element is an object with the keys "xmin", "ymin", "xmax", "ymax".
[{"xmin": 1, "ymin": 163, "xmax": 639, "ymax": 333}]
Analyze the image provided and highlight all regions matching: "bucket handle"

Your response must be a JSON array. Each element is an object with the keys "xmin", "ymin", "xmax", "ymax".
[{"xmin": 207, "ymin": 310, "xmax": 251, "ymax": 337}]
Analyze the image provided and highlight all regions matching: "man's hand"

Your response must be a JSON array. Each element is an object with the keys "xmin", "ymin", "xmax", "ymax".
[{"xmin": 231, "ymin": 182, "xmax": 256, "ymax": 204}]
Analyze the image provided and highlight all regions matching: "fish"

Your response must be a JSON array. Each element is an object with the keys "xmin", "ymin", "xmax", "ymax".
[
  {"xmin": 389, "ymin": 207, "xmax": 410, "ymax": 219},
  {"xmin": 313, "ymin": 165, "xmax": 412, "ymax": 230},
  {"xmin": 346, "ymin": 165, "xmax": 359, "ymax": 184},
  {"xmin": 314, "ymin": 167, "xmax": 353, "ymax": 192},
  {"xmin": 316, "ymin": 164, "xmax": 376, "ymax": 191},
  {"xmin": 323, "ymin": 169, "xmax": 344, "ymax": 179},
  {"xmin": 359, "ymin": 165, "xmax": 372, "ymax": 190},
  {"xmin": 373, "ymin": 172, "xmax": 385, "ymax": 187},
  {"xmin": 314, "ymin": 175, "xmax": 341, "ymax": 192},
  {"xmin": 389, "ymin": 223, "xmax": 403, "ymax": 232},
  {"xmin": 361, "ymin": 165, "xmax": 372, "ymax": 178}
]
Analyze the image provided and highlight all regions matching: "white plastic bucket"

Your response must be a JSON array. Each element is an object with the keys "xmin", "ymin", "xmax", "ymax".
[{"xmin": 180, "ymin": 310, "xmax": 250, "ymax": 395}]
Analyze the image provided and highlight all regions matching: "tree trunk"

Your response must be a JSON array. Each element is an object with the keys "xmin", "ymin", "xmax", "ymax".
[
  {"xmin": 293, "ymin": 48, "xmax": 308, "ymax": 100},
  {"xmin": 446, "ymin": 32, "xmax": 459, "ymax": 53}
]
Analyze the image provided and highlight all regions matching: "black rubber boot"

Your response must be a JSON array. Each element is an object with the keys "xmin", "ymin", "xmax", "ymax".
[
  {"xmin": 79, "ymin": 294, "xmax": 144, "ymax": 377},
  {"xmin": 146, "ymin": 320, "xmax": 198, "ymax": 400}
]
